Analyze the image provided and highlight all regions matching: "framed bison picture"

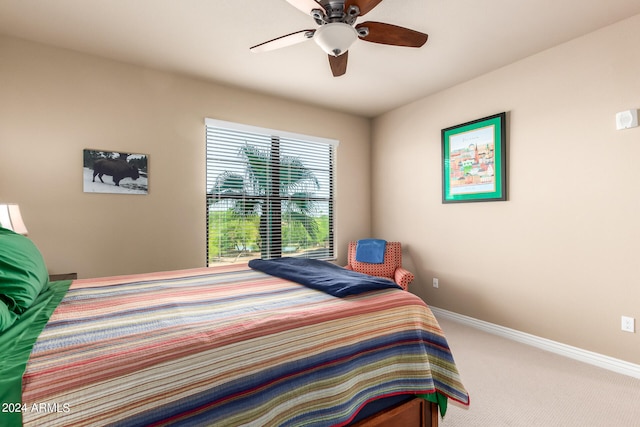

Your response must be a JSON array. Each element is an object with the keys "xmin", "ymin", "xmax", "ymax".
[{"xmin": 83, "ymin": 149, "xmax": 149, "ymax": 194}]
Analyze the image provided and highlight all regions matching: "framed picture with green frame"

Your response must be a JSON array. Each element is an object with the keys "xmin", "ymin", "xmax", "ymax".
[{"xmin": 441, "ymin": 112, "xmax": 507, "ymax": 203}]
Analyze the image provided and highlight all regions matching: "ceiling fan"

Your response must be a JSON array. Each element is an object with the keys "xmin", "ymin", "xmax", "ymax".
[{"xmin": 250, "ymin": 0, "xmax": 428, "ymax": 77}]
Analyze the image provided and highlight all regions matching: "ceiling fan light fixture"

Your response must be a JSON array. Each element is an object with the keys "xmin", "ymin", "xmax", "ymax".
[{"xmin": 313, "ymin": 22, "xmax": 358, "ymax": 57}]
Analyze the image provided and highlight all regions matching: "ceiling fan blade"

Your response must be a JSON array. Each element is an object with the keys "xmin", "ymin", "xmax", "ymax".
[
  {"xmin": 285, "ymin": 0, "xmax": 324, "ymax": 15},
  {"xmin": 328, "ymin": 52, "xmax": 348, "ymax": 77},
  {"xmin": 344, "ymin": 0, "xmax": 384, "ymax": 16},
  {"xmin": 250, "ymin": 30, "xmax": 315, "ymax": 53},
  {"xmin": 357, "ymin": 21, "xmax": 428, "ymax": 47}
]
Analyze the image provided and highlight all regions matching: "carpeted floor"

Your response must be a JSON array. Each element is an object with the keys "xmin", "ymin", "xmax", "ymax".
[{"xmin": 435, "ymin": 316, "xmax": 640, "ymax": 426}]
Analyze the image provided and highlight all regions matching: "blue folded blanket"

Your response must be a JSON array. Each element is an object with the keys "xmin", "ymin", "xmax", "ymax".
[
  {"xmin": 248, "ymin": 257, "xmax": 400, "ymax": 297},
  {"xmin": 355, "ymin": 239, "xmax": 387, "ymax": 264}
]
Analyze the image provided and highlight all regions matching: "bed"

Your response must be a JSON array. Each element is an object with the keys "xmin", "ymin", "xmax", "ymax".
[{"xmin": 0, "ymin": 230, "xmax": 469, "ymax": 427}]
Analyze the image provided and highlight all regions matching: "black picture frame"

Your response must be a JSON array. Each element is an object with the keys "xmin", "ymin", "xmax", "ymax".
[{"xmin": 83, "ymin": 149, "xmax": 149, "ymax": 194}]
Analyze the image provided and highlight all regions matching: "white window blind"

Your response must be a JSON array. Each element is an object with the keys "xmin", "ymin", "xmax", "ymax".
[{"xmin": 205, "ymin": 118, "xmax": 337, "ymax": 265}]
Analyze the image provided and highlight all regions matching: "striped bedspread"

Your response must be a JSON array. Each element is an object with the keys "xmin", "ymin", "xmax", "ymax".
[{"xmin": 22, "ymin": 264, "xmax": 469, "ymax": 426}]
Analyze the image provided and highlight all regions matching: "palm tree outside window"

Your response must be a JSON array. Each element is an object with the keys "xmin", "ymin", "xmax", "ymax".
[{"xmin": 205, "ymin": 119, "xmax": 337, "ymax": 265}]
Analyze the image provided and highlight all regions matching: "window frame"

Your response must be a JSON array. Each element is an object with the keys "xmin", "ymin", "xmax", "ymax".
[{"xmin": 205, "ymin": 118, "xmax": 338, "ymax": 265}]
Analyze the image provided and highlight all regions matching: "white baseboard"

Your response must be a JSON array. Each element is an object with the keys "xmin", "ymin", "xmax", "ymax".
[{"xmin": 430, "ymin": 306, "xmax": 640, "ymax": 379}]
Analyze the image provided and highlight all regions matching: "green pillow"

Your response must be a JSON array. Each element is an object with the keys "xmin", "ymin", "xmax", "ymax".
[
  {"xmin": 0, "ymin": 227, "xmax": 49, "ymax": 316},
  {"xmin": 0, "ymin": 300, "xmax": 19, "ymax": 333}
]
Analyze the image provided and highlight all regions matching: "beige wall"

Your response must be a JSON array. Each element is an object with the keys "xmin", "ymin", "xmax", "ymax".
[
  {"xmin": 2, "ymin": 14, "xmax": 639, "ymax": 365},
  {"xmin": 372, "ymin": 14, "xmax": 640, "ymax": 364},
  {"xmin": 0, "ymin": 36, "xmax": 371, "ymax": 278}
]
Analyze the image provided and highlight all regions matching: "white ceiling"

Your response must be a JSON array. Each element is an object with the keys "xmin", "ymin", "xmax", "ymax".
[{"xmin": 1, "ymin": 0, "xmax": 640, "ymax": 117}]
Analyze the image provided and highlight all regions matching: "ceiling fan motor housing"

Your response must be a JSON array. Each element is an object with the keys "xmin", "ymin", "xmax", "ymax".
[{"xmin": 314, "ymin": 0, "xmax": 360, "ymax": 25}]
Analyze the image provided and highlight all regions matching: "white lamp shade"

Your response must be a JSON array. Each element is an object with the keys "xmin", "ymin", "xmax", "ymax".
[
  {"xmin": 0, "ymin": 204, "xmax": 29, "ymax": 235},
  {"xmin": 314, "ymin": 23, "xmax": 358, "ymax": 57}
]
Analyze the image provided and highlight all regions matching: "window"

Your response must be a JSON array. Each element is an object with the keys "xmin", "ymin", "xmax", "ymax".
[{"xmin": 205, "ymin": 118, "xmax": 337, "ymax": 265}]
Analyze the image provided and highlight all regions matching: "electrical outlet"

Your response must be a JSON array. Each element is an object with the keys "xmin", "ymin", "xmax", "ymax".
[
  {"xmin": 432, "ymin": 278, "xmax": 439, "ymax": 288},
  {"xmin": 621, "ymin": 316, "xmax": 635, "ymax": 333}
]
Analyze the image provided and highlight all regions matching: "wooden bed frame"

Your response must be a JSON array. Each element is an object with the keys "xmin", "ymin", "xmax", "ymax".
[{"xmin": 353, "ymin": 398, "xmax": 438, "ymax": 427}]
